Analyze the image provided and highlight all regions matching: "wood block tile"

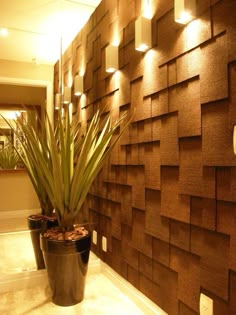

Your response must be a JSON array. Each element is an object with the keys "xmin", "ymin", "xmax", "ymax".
[
  {"xmin": 217, "ymin": 167, "xmax": 236, "ymax": 203},
  {"xmin": 176, "ymin": 53, "xmax": 189, "ymax": 83},
  {"xmin": 202, "ymin": 101, "xmax": 236, "ymax": 166},
  {"xmin": 151, "ymin": 0, "xmax": 173, "ymax": 21},
  {"xmin": 126, "ymin": 41, "xmax": 144, "ymax": 82},
  {"xmin": 113, "ymin": 165, "xmax": 127, "ymax": 184},
  {"xmin": 187, "ymin": 48, "xmax": 201, "ymax": 79},
  {"xmin": 96, "ymin": 13, "xmax": 110, "ymax": 48},
  {"xmin": 157, "ymin": 10, "xmax": 186, "ymax": 65},
  {"xmin": 93, "ymin": 35, "xmax": 102, "ymax": 70},
  {"xmin": 152, "ymin": 117, "xmax": 162, "ymax": 141},
  {"xmin": 160, "ymin": 113, "xmax": 179, "ymax": 166},
  {"xmin": 127, "ymin": 264, "xmax": 140, "ymax": 289},
  {"xmin": 170, "ymin": 220, "xmax": 190, "ymax": 251},
  {"xmin": 111, "ymin": 203, "xmax": 122, "ymax": 239},
  {"xmin": 151, "ymin": 89, "xmax": 168, "ymax": 118},
  {"xmin": 217, "ymin": 200, "xmax": 236, "ymax": 271},
  {"xmin": 168, "ymin": 61, "xmax": 177, "ymax": 87},
  {"xmin": 191, "ymin": 226, "xmax": 230, "ymax": 300},
  {"xmin": 186, "ymin": 10, "xmax": 211, "ymax": 51},
  {"xmin": 137, "ymin": 119, "xmax": 152, "ymax": 143},
  {"xmin": 161, "ymin": 166, "xmax": 190, "ymax": 223},
  {"xmin": 178, "ymin": 78, "xmax": 201, "ymax": 138},
  {"xmin": 228, "ymin": 63, "xmax": 236, "ymax": 126},
  {"xmin": 179, "ymin": 137, "xmax": 216, "ymax": 198},
  {"xmin": 229, "ymin": 270, "xmax": 236, "ymax": 314},
  {"xmin": 191, "ymin": 197, "xmax": 216, "ymax": 231},
  {"xmin": 152, "ymin": 261, "xmax": 179, "ymax": 315},
  {"xmin": 143, "ymin": 49, "xmax": 168, "ymax": 96},
  {"xmin": 200, "ymin": 34, "xmax": 228, "ymax": 104},
  {"xmin": 118, "ymin": 0, "xmax": 135, "ymax": 31},
  {"xmin": 145, "ymin": 188, "xmax": 170, "ymax": 241},
  {"xmin": 153, "ymin": 237, "xmax": 170, "ymax": 267},
  {"xmin": 139, "ymin": 253, "xmax": 153, "ymax": 279},
  {"xmin": 140, "ymin": 274, "xmax": 158, "ymax": 302},
  {"xmin": 119, "ymin": 184, "xmax": 132, "ymax": 226},
  {"xmin": 111, "ymin": 237, "xmax": 123, "ymax": 274},
  {"xmin": 144, "ymin": 142, "xmax": 161, "ymax": 190},
  {"xmin": 130, "ymin": 78, "xmax": 144, "ymax": 122},
  {"xmin": 121, "ymin": 225, "xmax": 139, "ymax": 269},
  {"xmin": 170, "ymin": 246, "xmax": 200, "ymax": 312},
  {"xmin": 179, "ymin": 302, "xmax": 199, "ymax": 315},
  {"xmin": 123, "ymin": 20, "xmax": 135, "ymax": 47},
  {"xmin": 132, "ymin": 208, "xmax": 152, "ymax": 257},
  {"xmin": 126, "ymin": 144, "xmax": 139, "ymax": 165},
  {"xmin": 106, "ymin": 182, "xmax": 117, "ymax": 201},
  {"xmin": 118, "ymin": 66, "xmax": 131, "ymax": 106},
  {"xmin": 127, "ymin": 165, "xmax": 145, "ymax": 209}
]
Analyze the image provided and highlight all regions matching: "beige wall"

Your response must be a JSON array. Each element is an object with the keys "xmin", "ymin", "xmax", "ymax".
[
  {"xmin": 0, "ymin": 59, "xmax": 53, "ymax": 82},
  {"xmin": 0, "ymin": 170, "xmax": 40, "ymax": 212},
  {"xmin": 0, "ymin": 59, "xmax": 54, "ymax": 122}
]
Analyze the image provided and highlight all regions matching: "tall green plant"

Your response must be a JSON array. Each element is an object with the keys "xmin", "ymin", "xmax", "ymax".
[
  {"xmin": 3, "ymin": 115, "xmax": 54, "ymax": 216},
  {"xmin": 0, "ymin": 145, "xmax": 19, "ymax": 169},
  {"xmin": 7, "ymin": 108, "xmax": 130, "ymax": 233}
]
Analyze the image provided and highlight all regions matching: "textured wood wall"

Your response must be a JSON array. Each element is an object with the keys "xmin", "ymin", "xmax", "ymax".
[{"xmin": 55, "ymin": 0, "xmax": 236, "ymax": 314}]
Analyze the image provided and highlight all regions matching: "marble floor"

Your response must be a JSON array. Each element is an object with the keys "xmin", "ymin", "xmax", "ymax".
[
  {"xmin": 0, "ymin": 272, "xmax": 149, "ymax": 315},
  {"xmin": 0, "ymin": 228, "xmax": 166, "ymax": 315}
]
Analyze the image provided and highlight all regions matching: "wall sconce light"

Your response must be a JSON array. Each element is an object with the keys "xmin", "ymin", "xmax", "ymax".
[
  {"xmin": 74, "ymin": 75, "xmax": 84, "ymax": 96},
  {"xmin": 63, "ymin": 87, "xmax": 71, "ymax": 104},
  {"xmin": 174, "ymin": 0, "xmax": 196, "ymax": 24},
  {"xmin": 135, "ymin": 16, "xmax": 152, "ymax": 52},
  {"xmin": 105, "ymin": 44, "xmax": 118, "ymax": 73},
  {"xmin": 55, "ymin": 93, "xmax": 61, "ymax": 110}
]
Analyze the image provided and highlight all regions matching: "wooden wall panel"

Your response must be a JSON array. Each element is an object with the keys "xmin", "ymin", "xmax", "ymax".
[{"xmin": 56, "ymin": 0, "xmax": 236, "ymax": 313}]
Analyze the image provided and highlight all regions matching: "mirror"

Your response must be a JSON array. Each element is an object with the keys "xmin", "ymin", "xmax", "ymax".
[
  {"xmin": 0, "ymin": 83, "xmax": 47, "ymax": 275},
  {"xmin": 0, "ymin": 83, "xmax": 46, "ymax": 163}
]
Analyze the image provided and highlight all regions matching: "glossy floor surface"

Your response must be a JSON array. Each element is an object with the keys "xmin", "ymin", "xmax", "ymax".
[
  {"xmin": 0, "ymin": 272, "xmax": 147, "ymax": 315},
  {"xmin": 0, "ymin": 228, "xmax": 165, "ymax": 315}
]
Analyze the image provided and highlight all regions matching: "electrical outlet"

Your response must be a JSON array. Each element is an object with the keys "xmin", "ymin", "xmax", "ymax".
[
  {"xmin": 200, "ymin": 293, "xmax": 213, "ymax": 315},
  {"xmin": 102, "ymin": 236, "xmax": 107, "ymax": 252},
  {"xmin": 92, "ymin": 230, "xmax": 97, "ymax": 245}
]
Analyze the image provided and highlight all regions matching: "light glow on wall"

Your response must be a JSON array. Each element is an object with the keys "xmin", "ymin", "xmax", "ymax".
[
  {"xmin": 0, "ymin": 28, "xmax": 8, "ymax": 37},
  {"xmin": 142, "ymin": 0, "xmax": 153, "ymax": 19}
]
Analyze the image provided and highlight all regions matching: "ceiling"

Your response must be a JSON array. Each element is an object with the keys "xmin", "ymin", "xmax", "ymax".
[{"xmin": 0, "ymin": 0, "xmax": 102, "ymax": 65}]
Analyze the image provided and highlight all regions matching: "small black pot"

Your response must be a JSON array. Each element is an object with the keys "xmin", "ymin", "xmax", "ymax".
[
  {"xmin": 40, "ymin": 232, "xmax": 91, "ymax": 306},
  {"xmin": 27, "ymin": 215, "xmax": 58, "ymax": 270}
]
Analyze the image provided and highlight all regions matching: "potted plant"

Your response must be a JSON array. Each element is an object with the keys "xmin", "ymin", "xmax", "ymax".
[{"xmin": 10, "ymin": 106, "xmax": 130, "ymax": 306}]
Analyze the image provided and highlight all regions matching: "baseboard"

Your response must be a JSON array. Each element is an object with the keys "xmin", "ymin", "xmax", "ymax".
[{"xmin": 101, "ymin": 262, "xmax": 168, "ymax": 315}]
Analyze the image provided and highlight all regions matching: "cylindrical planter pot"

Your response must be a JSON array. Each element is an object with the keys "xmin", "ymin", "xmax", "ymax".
[
  {"xmin": 27, "ymin": 215, "xmax": 58, "ymax": 270},
  {"xmin": 40, "ymin": 232, "xmax": 91, "ymax": 306}
]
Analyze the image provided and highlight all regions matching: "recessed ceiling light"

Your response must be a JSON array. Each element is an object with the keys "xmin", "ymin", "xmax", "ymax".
[{"xmin": 0, "ymin": 28, "xmax": 9, "ymax": 37}]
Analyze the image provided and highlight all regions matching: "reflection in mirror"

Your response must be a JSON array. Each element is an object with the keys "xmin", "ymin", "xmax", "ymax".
[{"xmin": 0, "ymin": 84, "xmax": 46, "ymax": 275}]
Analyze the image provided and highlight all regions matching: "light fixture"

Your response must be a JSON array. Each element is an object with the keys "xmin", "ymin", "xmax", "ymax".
[
  {"xmin": 74, "ymin": 75, "xmax": 83, "ymax": 96},
  {"xmin": 105, "ymin": 44, "xmax": 118, "ymax": 73},
  {"xmin": 174, "ymin": 0, "xmax": 196, "ymax": 24},
  {"xmin": 63, "ymin": 87, "xmax": 71, "ymax": 104},
  {"xmin": 55, "ymin": 93, "xmax": 62, "ymax": 110},
  {"xmin": 135, "ymin": 16, "xmax": 152, "ymax": 52}
]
